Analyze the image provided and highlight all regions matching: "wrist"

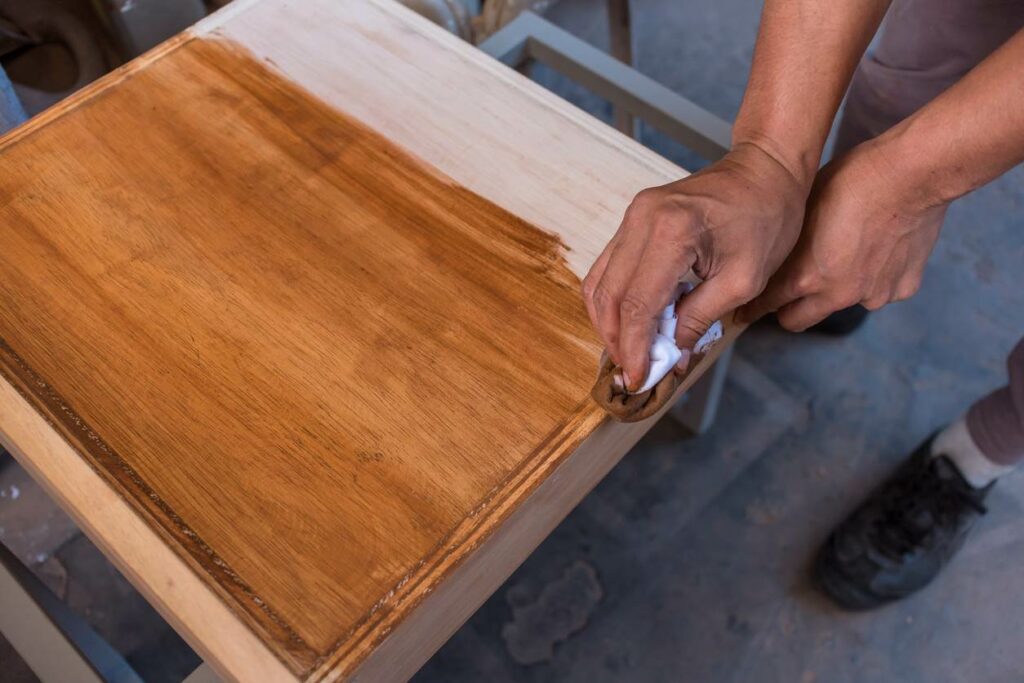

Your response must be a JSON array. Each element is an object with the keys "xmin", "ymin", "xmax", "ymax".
[
  {"xmin": 868, "ymin": 116, "xmax": 978, "ymax": 209},
  {"xmin": 730, "ymin": 128, "xmax": 821, "ymax": 191},
  {"xmin": 867, "ymin": 124, "xmax": 958, "ymax": 211}
]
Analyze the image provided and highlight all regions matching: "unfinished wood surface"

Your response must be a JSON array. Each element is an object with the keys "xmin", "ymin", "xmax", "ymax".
[{"xmin": 0, "ymin": 0, "xmax": 737, "ymax": 680}]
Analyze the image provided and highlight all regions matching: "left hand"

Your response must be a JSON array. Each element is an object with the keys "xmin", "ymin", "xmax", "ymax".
[{"xmin": 740, "ymin": 138, "xmax": 948, "ymax": 330}]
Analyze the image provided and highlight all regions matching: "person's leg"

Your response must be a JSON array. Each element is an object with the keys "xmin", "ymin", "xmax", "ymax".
[
  {"xmin": 966, "ymin": 339, "xmax": 1024, "ymax": 467},
  {"xmin": 815, "ymin": 0, "xmax": 1024, "ymax": 609},
  {"xmin": 834, "ymin": 0, "xmax": 1024, "ymax": 156},
  {"xmin": 818, "ymin": 338, "xmax": 1023, "ymax": 610},
  {"xmin": 928, "ymin": 338, "xmax": 1023, "ymax": 489}
]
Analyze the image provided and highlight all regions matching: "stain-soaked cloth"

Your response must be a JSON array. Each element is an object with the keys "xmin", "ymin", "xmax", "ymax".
[
  {"xmin": 591, "ymin": 355, "xmax": 684, "ymax": 423},
  {"xmin": 835, "ymin": 0, "xmax": 1024, "ymax": 463}
]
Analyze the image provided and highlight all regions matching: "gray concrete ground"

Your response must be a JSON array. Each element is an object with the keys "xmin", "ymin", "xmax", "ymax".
[{"xmin": 3, "ymin": 0, "xmax": 1024, "ymax": 681}]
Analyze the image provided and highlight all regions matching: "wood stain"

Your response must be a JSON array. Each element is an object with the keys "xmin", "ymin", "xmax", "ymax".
[{"xmin": 0, "ymin": 37, "xmax": 602, "ymax": 675}]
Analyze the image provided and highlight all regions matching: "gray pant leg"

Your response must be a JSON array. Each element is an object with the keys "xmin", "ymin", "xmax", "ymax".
[
  {"xmin": 833, "ymin": 0, "xmax": 1024, "ymax": 155},
  {"xmin": 835, "ymin": 0, "xmax": 1024, "ymax": 463},
  {"xmin": 968, "ymin": 340, "xmax": 1024, "ymax": 465},
  {"xmin": 0, "ymin": 65, "xmax": 26, "ymax": 134}
]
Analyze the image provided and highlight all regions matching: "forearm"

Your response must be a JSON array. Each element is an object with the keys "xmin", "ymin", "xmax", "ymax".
[
  {"xmin": 877, "ymin": 28, "xmax": 1024, "ymax": 207},
  {"xmin": 733, "ymin": 0, "xmax": 891, "ymax": 186}
]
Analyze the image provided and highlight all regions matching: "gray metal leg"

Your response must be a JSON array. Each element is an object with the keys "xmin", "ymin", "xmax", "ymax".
[
  {"xmin": 182, "ymin": 663, "xmax": 223, "ymax": 683},
  {"xmin": 606, "ymin": 0, "xmax": 637, "ymax": 139},
  {"xmin": 479, "ymin": 12, "xmax": 735, "ymax": 432},
  {"xmin": 0, "ymin": 541, "xmax": 142, "ymax": 683},
  {"xmin": 672, "ymin": 343, "xmax": 734, "ymax": 434},
  {"xmin": 0, "ymin": 536, "xmax": 221, "ymax": 683},
  {"xmin": 479, "ymin": 11, "xmax": 732, "ymax": 161}
]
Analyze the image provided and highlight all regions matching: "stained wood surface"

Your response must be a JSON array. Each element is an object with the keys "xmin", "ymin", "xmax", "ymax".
[{"xmin": 0, "ymin": 1, "xmax": 733, "ymax": 680}]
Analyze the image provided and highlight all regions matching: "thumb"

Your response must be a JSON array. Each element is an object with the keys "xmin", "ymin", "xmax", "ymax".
[{"xmin": 674, "ymin": 275, "xmax": 747, "ymax": 352}]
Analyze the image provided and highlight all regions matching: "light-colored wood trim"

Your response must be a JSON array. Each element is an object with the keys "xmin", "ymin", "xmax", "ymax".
[{"xmin": 0, "ymin": 378, "xmax": 296, "ymax": 683}]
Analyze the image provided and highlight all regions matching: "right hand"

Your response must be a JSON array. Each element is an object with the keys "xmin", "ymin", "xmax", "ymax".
[{"xmin": 581, "ymin": 142, "xmax": 808, "ymax": 392}]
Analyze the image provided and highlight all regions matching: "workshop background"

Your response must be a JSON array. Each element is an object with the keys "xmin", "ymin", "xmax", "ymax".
[{"xmin": 2, "ymin": 0, "xmax": 1023, "ymax": 681}]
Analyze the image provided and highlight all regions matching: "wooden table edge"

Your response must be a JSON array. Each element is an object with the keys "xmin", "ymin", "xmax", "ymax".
[{"xmin": 0, "ymin": 375, "xmax": 296, "ymax": 683}]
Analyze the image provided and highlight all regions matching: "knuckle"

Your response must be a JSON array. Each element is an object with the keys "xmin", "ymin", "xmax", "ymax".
[
  {"xmin": 648, "ymin": 208, "xmax": 683, "ymax": 239},
  {"xmin": 652, "ymin": 197, "xmax": 699, "ymax": 229},
  {"xmin": 634, "ymin": 187, "xmax": 659, "ymax": 204},
  {"xmin": 592, "ymin": 282, "xmax": 616, "ymax": 312},
  {"xmin": 619, "ymin": 294, "xmax": 651, "ymax": 323},
  {"xmin": 861, "ymin": 296, "xmax": 887, "ymax": 311},
  {"xmin": 776, "ymin": 310, "xmax": 803, "ymax": 333},
  {"xmin": 628, "ymin": 188, "xmax": 659, "ymax": 215},
  {"xmin": 729, "ymin": 269, "xmax": 765, "ymax": 301},
  {"xmin": 792, "ymin": 272, "xmax": 819, "ymax": 297},
  {"xmin": 649, "ymin": 213, "xmax": 680, "ymax": 240},
  {"xmin": 894, "ymin": 280, "xmax": 921, "ymax": 301},
  {"xmin": 676, "ymin": 313, "xmax": 714, "ymax": 344}
]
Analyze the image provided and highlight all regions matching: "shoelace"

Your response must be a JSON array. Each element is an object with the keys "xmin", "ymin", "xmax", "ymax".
[{"xmin": 870, "ymin": 460, "xmax": 987, "ymax": 560}]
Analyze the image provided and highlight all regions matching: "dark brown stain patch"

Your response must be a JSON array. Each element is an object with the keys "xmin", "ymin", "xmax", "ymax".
[{"xmin": 0, "ymin": 35, "xmax": 601, "ymax": 677}]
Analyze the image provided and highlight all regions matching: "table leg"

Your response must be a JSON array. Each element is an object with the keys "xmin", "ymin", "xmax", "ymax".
[
  {"xmin": 672, "ymin": 344, "xmax": 734, "ymax": 435},
  {"xmin": 0, "ymin": 540, "xmax": 142, "ymax": 683},
  {"xmin": 607, "ymin": 0, "xmax": 637, "ymax": 139},
  {"xmin": 182, "ymin": 662, "xmax": 223, "ymax": 683}
]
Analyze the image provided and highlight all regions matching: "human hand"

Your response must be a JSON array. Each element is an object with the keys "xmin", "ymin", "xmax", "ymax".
[
  {"xmin": 582, "ymin": 142, "xmax": 808, "ymax": 392},
  {"xmin": 740, "ymin": 139, "xmax": 947, "ymax": 330}
]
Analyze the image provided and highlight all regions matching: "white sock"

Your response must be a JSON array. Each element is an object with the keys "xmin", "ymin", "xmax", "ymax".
[{"xmin": 932, "ymin": 416, "xmax": 1016, "ymax": 489}]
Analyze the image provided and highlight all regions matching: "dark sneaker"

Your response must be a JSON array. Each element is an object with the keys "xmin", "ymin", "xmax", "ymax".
[{"xmin": 815, "ymin": 435, "xmax": 991, "ymax": 610}]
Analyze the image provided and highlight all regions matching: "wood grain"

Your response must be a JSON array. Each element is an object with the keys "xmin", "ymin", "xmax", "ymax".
[
  {"xmin": 0, "ymin": 1, "xmax": 734, "ymax": 680},
  {"xmin": 0, "ymin": 34, "xmax": 604, "ymax": 670}
]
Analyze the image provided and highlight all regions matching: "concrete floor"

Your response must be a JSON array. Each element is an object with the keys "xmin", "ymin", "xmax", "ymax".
[{"xmin": 3, "ymin": 0, "xmax": 1024, "ymax": 681}]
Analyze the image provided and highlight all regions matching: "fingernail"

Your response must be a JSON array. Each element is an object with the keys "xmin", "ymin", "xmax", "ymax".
[
  {"xmin": 620, "ymin": 370, "xmax": 632, "ymax": 391},
  {"xmin": 675, "ymin": 349, "xmax": 691, "ymax": 372}
]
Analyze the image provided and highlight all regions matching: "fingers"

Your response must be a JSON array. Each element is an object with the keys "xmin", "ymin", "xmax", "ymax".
[
  {"xmin": 892, "ymin": 239, "xmax": 930, "ymax": 302},
  {"xmin": 893, "ymin": 271, "xmax": 923, "ymax": 301},
  {"xmin": 583, "ymin": 191, "xmax": 704, "ymax": 392},
  {"xmin": 737, "ymin": 261, "xmax": 810, "ymax": 324},
  {"xmin": 674, "ymin": 267, "xmax": 756, "ymax": 352},
  {"xmin": 585, "ymin": 233, "xmax": 649, "ymax": 365},
  {"xmin": 775, "ymin": 292, "xmax": 850, "ymax": 331},
  {"xmin": 616, "ymin": 239, "xmax": 698, "ymax": 391},
  {"xmin": 581, "ymin": 238, "xmax": 616, "ymax": 333},
  {"xmin": 581, "ymin": 194, "xmax": 663, "ymax": 365}
]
